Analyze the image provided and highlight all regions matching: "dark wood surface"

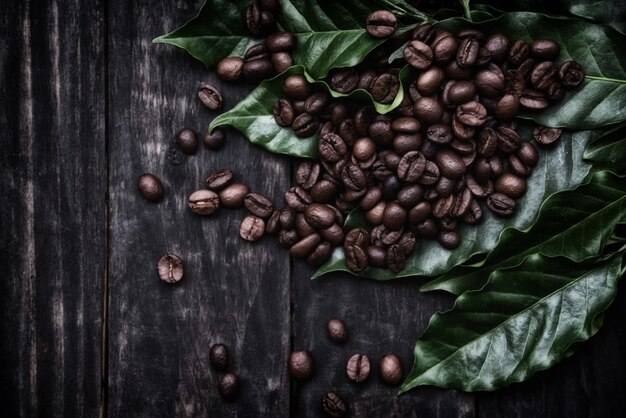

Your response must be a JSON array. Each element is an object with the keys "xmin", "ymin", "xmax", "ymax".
[{"xmin": 1, "ymin": 1, "xmax": 625, "ymax": 417}]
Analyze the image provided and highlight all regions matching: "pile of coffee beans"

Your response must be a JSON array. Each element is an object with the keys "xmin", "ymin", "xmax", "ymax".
[{"xmin": 216, "ymin": 0, "xmax": 296, "ymax": 81}]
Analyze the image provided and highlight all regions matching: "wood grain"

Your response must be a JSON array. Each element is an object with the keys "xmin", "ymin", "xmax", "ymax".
[
  {"xmin": 0, "ymin": 0, "xmax": 105, "ymax": 416},
  {"xmin": 106, "ymin": 1, "xmax": 290, "ymax": 416}
]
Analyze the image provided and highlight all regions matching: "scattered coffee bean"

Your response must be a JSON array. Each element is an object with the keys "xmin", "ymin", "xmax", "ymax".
[
  {"xmin": 244, "ymin": 193, "xmax": 273, "ymax": 218},
  {"xmin": 327, "ymin": 318, "xmax": 348, "ymax": 343},
  {"xmin": 206, "ymin": 169, "xmax": 234, "ymax": 191},
  {"xmin": 533, "ymin": 126, "xmax": 562, "ymax": 146},
  {"xmin": 366, "ymin": 10, "xmax": 397, "ymax": 38},
  {"xmin": 379, "ymin": 353, "xmax": 403, "ymax": 385},
  {"xmin": 322, "ymin": 391, "xmax": 346, "ymax": 418},
  {"xmin": 219, "ymin": 183, "xmax": 250, "ymax": 209},
  {"xmin": 218, "ymin": 373, "xmax": 239, "ymax": 401},
  {"xmin": 216, "ymin": 57, "xmax": 244, "ymax": 81},
  {"xmin": 203, "ymin": 129, "xmax": 226, "ymax": 150},
  {"xmin": 138, "ymin": 173, "xmax": 164, "ymax": 202},
  {"xmin": 189, "ymin": 189, "xmax": 220, "ymax": 215},
  {"xmin": 209, "ymin": 343, "xmax": 229, "ymax": 371},
  {"xmin": 346, "ymin": 353, "xmax": 371, "ymax": 382},
  {"xmin": 176, "ymin": 128, "xmax": 198, "ymax": 155},
  {"xmin": 288, "ymin": 350, "xmax": 314, "ymax": 381},
  {"xmin": 239, "ymin": 215, "xmax": 265, "ymax": 241},
  {"xmin": 157, "ymin": 253, "xmax": 183, "ymax": 284},
  {"xmin": 198, "ymin": 84, "xmax": 222, "ymax": 110}
]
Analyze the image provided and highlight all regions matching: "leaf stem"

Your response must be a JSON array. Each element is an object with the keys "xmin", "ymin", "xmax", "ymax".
[
  {"xmin": 586, "ymin": 75, "xmax": 626, "ymax": 84},
  {"xmin": 459, "ymin": 0, "xmax": 472, "ymax": 22}
]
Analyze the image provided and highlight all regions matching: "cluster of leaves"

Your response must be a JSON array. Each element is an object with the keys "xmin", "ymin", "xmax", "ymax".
[{"xmin": 156, "ymin": 0, "xmax": 626, "ymax": 393}]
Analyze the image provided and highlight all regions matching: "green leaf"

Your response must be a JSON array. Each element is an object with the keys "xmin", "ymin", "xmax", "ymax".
[
  {"xmin": 209, "ymin": 65, "xmax": 413, "ymax": 158},
  {"xmin": 435, "ymin": 12, "xmax": 626, "ymax": 130},
  {"xmin": 400, "ymin": 252, "xmax": 624, "ymax": 393},
  {"xmin": 422, "ymin": 171, "xmax": 626, "ymax": 294},
  {"xmin": 154, "ymin": 0, "xmax": 421, "ymax": 79},
  {"xmin": 312, "ymin": 128, "xmax": 593, "ymax": 280},
  {"xmin": 566, "ymin": 0, "xmax": 626, "ymax": 35},
  {"xmin": 583, "ymin": 123, "xmax": 626, "ymax": 163}
]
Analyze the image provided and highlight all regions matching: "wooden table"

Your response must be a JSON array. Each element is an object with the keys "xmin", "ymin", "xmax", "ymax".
[{"xmin": 2, "ymin": 1, "xmax": 626, "ymax": 416}]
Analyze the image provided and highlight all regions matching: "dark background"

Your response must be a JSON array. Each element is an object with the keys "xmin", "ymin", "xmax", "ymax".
[{"xmin": 1, "ymin": 0, "xmax": 625, "ymax": 417}]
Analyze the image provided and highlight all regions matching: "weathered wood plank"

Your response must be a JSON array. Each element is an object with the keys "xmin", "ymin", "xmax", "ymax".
[
  {"xmin": 293, "ymin": 264, "xmax": 476, "ymax": 417},
  {"xmin": 106, "ymin": 1, "xmax": 291, "ymax": 416},
  {"xmin": 0, "ymin": 0, "xmax": 105, "ymax": 416}
]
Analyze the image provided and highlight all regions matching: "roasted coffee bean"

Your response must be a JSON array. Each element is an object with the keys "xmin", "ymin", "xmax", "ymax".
[
  {"xmin": 457, "ymin": 37, "xmax": 479, "ymax": 68},
  {"xmin": 484, "ymin": 33, "xmax": 509, "ymax": 62},
  {"xmin": 209, "ymin": 343, "xmax": 229, "ymax": 371},
  {"xmin": 474, "ymin": 68, "xmax": 505, "ymax": 98},
  {"xmin": 283, "ymin": 75, "xmax": 312, "ymax": 99},
  {"xmin": 519, "ymin": 89, "xmax": 549, "ymax": 110},
  {"xmin": 386, "ymin": 244, "xmax": 406, "ymax": 273},
  {"xmin": 391, "ymin": 133, "xmax": 421, "ymax": 154},
  {"xmin": 157, "ymin": 253, "xmax": 183, "ymax": 283},
  {"xmin": 357, "ymin": 69, "xmax": 376, "ymax": 90},
  {"xmin": 517, "ymin": 141, "xmax": 539, "ymax": 166},
  {"xmin": 295, "ymin": 161, "xmax": 320, "ymax": 190},
  {"xmin": 219, "ymin": 183, "xmax": 250, "ymax": 209},
  {"xmin": 320, "ymin": 223, "xmax": 344, "ymax": 246},
  {"xmin": 456, "ymin": 101, "xmax": 488, "ymax": 127},
  {"xmin": 426, "ymin": 124, "xmax": 452, "ymax": 144},
  {"xmin": 271, "ymin": 52, "xmax": 292, "ymax": 73},
  {"xmin": 244, "ymin": 193, "xmax": 273, "ymax": 218},
  {"xmin": 397, "ymin": 150, "xmax": 426, "ymax": 182},
  {"xmin": 327, "ymin": 318, "xmax": 348, "ymax": 343},
  {"xmin": 530, "ymin": 39, "xmax": 560, "ymax": 61},
  {"xmin": 203, "ymin": 128, "xmax": 226, "ymax": 150},
  {"xmin": 245, "ymin": 2, "xmax": 263, "ymax": 35},
  {"xmin": 216, "ymin": 56, "xmax": 244, "ymax": 81},
  {"xmin": 466, "ymin": 175, "xmax": 493, "ymax": 198},
  {"xmin": 487, "ymin": 192, "xmax": 516, "ymax": 217},
  {"xmin": 509, "ymin": 154, "xmax": 533, "ymax": 177},
  {"xmin": 414, "ymin": 97, "xmax": 443, "ymax": 125},
  {"xmin": 358, "ymin": 187, "xmax": 381, "ymax": 211},
  {"xmin": 319, "ymin": 133, "xmax": 347, "ymax": 162},
  {"xmin": 273, "ymin": 99, "xmax": 295, "ymax": 127},
  {"xmin": 304, "ymin": 203, "xmax": 336, "ymax": 229},
  {"xmin": 451, "ymin": 188, "xmax": 472, "ymax": 217},
  {"xmin": 138, "ymin": 173, "xmax": 164, "ymax": 202},
  {"xmin": 404, "ymin": 40, "xmax": 434, "ymax": 70},
  {"xmin": 433, "ymin": 194, "xmax": 456, "ymax": 218},
  {"xmin": 345, "ymin": 244, "xmax": 368, "ymax": 272},
  {"xmin": 415, "ymin": 218, "xmax": 437, "ymax": 238},
  {"xmin": 354, "ymin": 106, "xmax": 375, "ymax": 136},
  {"xmin": 351, "ymin": 137, "xmax": 376, "ymax": 162},
  {"xmin": 345, "ymin": 228, "xmax": 369, "ymax": 249},
  {"xmin": 417, "ymin": 67, "xmax": 445, "ymax": 95},
  {"xmin": 307, "ymin": 241, "xmax": 332, "ymax": 266},
  {"xmin": 495, "ymin": 173, "xmax": 527, "ymax": 198},
  {"xmin": 218, "ymin": 373, "xmax": 239, "ymax": 401},
  {"xmin": 383, "ymin": 202, "xmax": 407, "ymax": 231},
  {"xmin": 240, "ymin": 215, "xmax": 265, "ymax": 241},
  {"xmin": 533, "ymin": 126, "xmax": 562, "ymax": 145},
  {"xmin": 478, "ymin": 127, "xmax": 498, "ymax": 157},
  {"xmin": 189, "ymin": 189, "xmax": 220, "ymax": 215},
  {"xmin": 305, "ymin": 92, "xmax": 330, "ymax": 114},
  {"xmin": 440, "ymin": 217, "xmax": 458, "ymax": 232},
  {"xmin": 289, "ymin": 350, "xmax": 314, "ymax": 381},
  {"xmin": 337, "ymin": 119, "xmax": 358, "ymax": 146},
  {"xmin": 435, "ymin": 176, "xmax": 456, "ymax": 197},
  {"xmin": 366, "ymin": 10, "xmax": 397, "ymax": 38},
  {"xmin": 462, "ymin": 199, "xmax": 483, "ymax": 224},
  {"xmin": 330, "ymin": 68, "xmax": 359, "ymax": 93},
  {"xmin": 379, "ymin": 354, "xmax": 403, "ymax": 385},
  {"xmin": 517, "ymin": 58, "xmax": 536, "ymax": 79},
  {"xmin": 346, "ymin": 353, "xmax": 371, "ymax": 382},
  {"xmin": 418, "ymin": 160, "xmax": 441, "ymax": 186},
  {"xmin": 531, "ymin": 61, "xmax": 558, "ymax": 90},
  {"xmin": 448, "ymin": 80, "xmax": 477, "ymax": 104},
  {"xmin": 295, "ymin": 213, "xmax": 316, "ymax": 237},
  {"xmin": 340, "ymin": 162, "xmax": 366, "ymax": 191},
  {"xmin": 445, "ymin": 59, "xmax": 473, "ymax": 80},
  {"xmin": 266, "ymin": 31, "xmax": 295, "ymax": 52},
  {"xmin": 412, "ymin": 23, "xmax": 436, "ymax": 43},
  {"xmin": 369, "ymin": 119, "xmax": 394, "ymax": 146},
  {"xmin": 496, "ymin": 126, "xmax": 520, "ymax": 152},
  {"xmin": 397, "ymin": 232, "xmax": 417, "ymax": 255},
  {"xmin": 433, "ymin": 33, "xmax": 458, "ymax": 63},
  {"xmin": 279, "ymin": 228, "xmax": 299, "ymax": 248},
  {"xmin": 285, "ymin": 186, "xmax": 312, "ymax": 211},
  {"xmin": 494, "ymin": 94, "xmax": 519, "ymax": 120},
  {"xmin": 559, "ymin": 60, "xmax": 585, "ymax": 88},
  {"xmin": 392, "ymin": 116, "xmax": 420, "ymax": 133},
  {"xmin": 292, "ymin": 113, "xmax": 319, "ymax": 138},
  {"xmin": 366, "ymin": 245, "xmax": 386, "ymax": 267},
  {"xmin": 371, "ymin": 73, "xmax": 400, "ymax": 104},
  {"xmin": 436, "ymin": 149, "xmax": 465, "ymax": 179},
  {"xmin": 508, "ymin": 39, "xmax": 530, "ymax": 67},
  {"xmin": 546, "ymin": 81, "xmax": 566, "ymax": 102},
  {"xmin": 397, "ymin": 184, "xmax": 424, "ymax": 208},
  {"xmin": 322, "ymin": 391, "xmax": 346, "ymax": 418},
  {"xmin": 310, "ymin": 179, "xmax": 339, "ymax": 203},
  {"xmin": 206, "ymin": 169, "xmax": 233, "ymax": 191},
  {"xmin": 198, "ymin": 84, "xmax": 222, "ymax": 110},
  {"xmin": 266, "ymin": 209, "xmax": 281, "ymax": 234},
  {"xmin": 438, "ymin": 230, "xmax": 461, "ymax": 249},
  {"xmin": 451, "ymin": 116, "xmax": 476, "ymax": 140},
  {"xmin": 290, "ymin": 233, "xmax": 321, "ymax": 258}
]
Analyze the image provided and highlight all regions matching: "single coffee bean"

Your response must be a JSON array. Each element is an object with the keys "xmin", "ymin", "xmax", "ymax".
[
  {"xmin": 305, "ymin": 92, "xmax": 330, "ymax": 114},
  {"xmin": 198, "ymin": 84, "xmax": 222, "ymax": 110},
  {"xmin": 450, "ymin": 116, "xmax": 475, "ymax": 141},
  {"xmin": 530, "ymin": 39, "xmax": 560, "ymax": 61},
  {"xmin": 157, "ymin": 253, "xmax": 183, "ymax": 284},
  {"xmin": 352, "ymin": 137, "xmax": 377, "ymax": 162},
  {"xmin": 138, "ymin": 173, "xmax": 164, "ymax": 202},
  {"xmin": 397, "ymin": 150, "xmax": 426, "ymax": 182},
  {"xmin": 474, "ymin": 68, "xmax": 505, "ymax": 98},
  {"xmin": 379, "ymin": 354, "xmax": 403, "ymax": 385},
  {"xmin": 496, "ymin": 126, "xmax": 521, "ymax": 153},
  {"xmin": 418, "ymin": 160, "xmax": 441, "ymax": 186},
  {"xmin": 450, "ymin": 188, "xmax": 472, "ymax": 217},
  {"xmin": 387, "ymin": 243, "xmax": 406, "ymax": 273},
  {"xmin": 436, "ymin": 149, "xmax": 465, "ymax": 179},
  {"xmin": 295, "ymin": 213, "xmax": 316, "ymax": 237},
  {"xmin": 462, "ymin": 199, "xmax": 483, "ymax": 224},
  {"xmin": 508, "ymin": 39, "xmax": 530, "ymax": 67},
  {"xmin": 266, "ymin": 31, "xmax": 295, "ymax": 52},
  {"xmin": 531, "ymin": 61, "xmax": 558, "ymax": 90},
  {"xmin": 285, "ymin": 186, "xmax": 312, "ymax": 211},
  {"xmin": 279, "ymin": 229, "xmax": 299, "ymax": 248},
  {"xmin": 290, "ymin": 233, "xmax": 321, "ymax": 258},
  {"xmin": 517, "ymin": 142, "xmax": 539, "ymax": 166},
  {"xmin": 456, "ymin": 37, "xmax": 479, "ymax": 68},
  {"xmin": 365, "ymin": 201, "xmax": 385, "ymax": 225},
  {"xmin": 414, "ymin": 97, "xmax": 444, "ymax": 125},
  {"xmin": 484, "ymin": 33, "xmax": 509, "ymax": 62},
  {"xmin": 240, "ymin": 215, "xmax": 265, "ymax": 241},
  {"xmin": 218, "ymin": 183, "xmax": 249, "ymax": 209},
  {"xmin": 354, "ymin": 106, "xmax": 376, "ymax": 136},
  {"xmin": 295, "ymin": 161, "xmax": 320, "ymax": 190},
  {"xmin": 494, "ymin": 94, "xmax": 519, "ymax": 120},
  {"xmin": 203, "ymin": 128, "xmax": 226, "ymax": 150},
  {"xmin": 392, "ymin": 116, "xmax": 420, "ymax": 133},
  {"xmin": 345, "ymin": 244, "xmax": 368, "ymax": 272},
  {"xmin": 311, "ymin": 179, "xmax": 339, "ymax": 203},
  {"xmin": 404, "ymin": 40, "xmax": 434, "ymax": 70},
  {"xmin": 437, "ymin": 230, "xmax": 461, "ymax": 249},
  {"xmin": 432, "ymin": 194, "xmax": 456, "ymax": 218},
  {"xmin": 369, "ymin": 119, "xmax": 394, "ymax": 145},
  {"xmin": 357, "ymin": 69, "xmax": 376, "ymax": 90},
  {"xmin": 216, "ymin": 57, "xmax": 244, "ymax": 81},
  {"xmin": 189, "ymin": 189, "xmax": 220, "ymax": 215},
  {"xmin": 370, "ymin": 73, "xmax": 400, "ymax": 104},
  {"xmin": 366, "ymin": 245, "xmax": 386, "ymax": 268},
  {"xmin": 344, "ymin": 228, "xmax": 369, "ymax": 249},
  {"xmin": 495, "ymin": 173, "xmax": 527, "ymax": 198},
  {"xmin": 440, "ymin": 217, "xmax": 458, "ymax": 232},
  {"xmin": 415, "ymin": 218, "xmax": 438, "ymax": 238},
  {"xmin": 273, "ymin": 99, "xmax": 295, "ymax": 127},
  {"xmin": 478, "ymin": 127, "xmax": 498, "ymax": 157},
  {"xmin": 436, "ymin": 176, "xmax": 456, "ymax": 198},
  {"xmin": 320, "ymin": 223, "xmax": 344, "ymax": 247},
  {"xmin": 292, "ymin": 113, "xmax": 319, "ymax": 138},
  {"xmin": 243, "ymin": 57, "xmax": 274, "ymax": 80},
  {"xmin": 533, "ymin": 126, "xmax": 562, "ymax": 146},
  {"xmin": 266, "ymin": 210, "xmax": 281, "ymax": 235},
  {"xmin": 244, "ymin": 193, "xmax": 273, "ymax": 218},
  {"xmin": 278, "ymin": 208, "xmax": 296, "ymax": 230},
  {"xmin": 283, "ymin": 75, "xmax": 312, "ymax": 99},
  {"xmin": 366, "ymin": 10, "xmax": 397, "ymax": 38},
  {"xmin": 466, "ymin": 175, "xmax": 492, "ymax": 198},
  {"xmin": 433, "ymin": 33, "xmax": 458, "ymax": 63},
  {"xmin": 330, "ymin": 68, "xmax": 359, "ymax": 93},
  {"xmin": 245, "ymin": 2, "xmax": 262, "ymax": 35},
  {"xmin": 340, "ymin": 162, "xmax": 366, "ymax": 191},
  {"xmin": 519, "ymin": 88, "xmax": 549, "ymax": 110},
  {"xmin": 176, "ymin": 128, "xmax": 198, "ymax": 155},
  {"xmin": 397, "ymin": 184, "xmax": 424, "ymax": 208},
  {"xmin": 346, "ymin": 354, "xmax": 371, "ymax": 382},
  {"xmin": 206, "ymin": 169, "xmax": 233, "ymax": 191},
  {"xmin": 487, "ymin": 192, "xmax": 516, "ymax": 217},
  {"xmin": 218, "ymin": 373, "xmax": 239, "ymax": 401},
  {"xmin": 456, "ymin": 101, "xmax": 488, "ymax": 127},
  {"xmin": 322, "ymin": 391, "xmax": 346, "ymax": 418},
  {"xmin": 319, "ymin": 133, "xmax": 347, "ymax": 162},
  {"xmin": 327, "ymin": 318, "xmax": 348, "ymax": 343},
  {"xmin": 412, "ymin": 23, "xmax": 436, "ymax": 43},
  {"xmin": 397, "ymin": 231, "xmax": 417, "ymax": 255},
  {"xmin": 417, "ymin": 67, "xmax": 445, "ymax": 95},
  {"xmin": 305, "ymin": 203, "xmax": 336, "ymax": 229},
  {"xmin": 288, "ymin": 349, "xmax": 315, "ymax": 381},
  {"xmin": 426, "ymin": 123, "xmax": 453, "ymax": 144},
  {"xmin": 307, "ymin": 241, "xmax": 332, "ymax": 266},
  {"xmin": 271, "ymin": 52, "xmax": 292, "ymax": 73},
  {"xmin": 559, "ymin": 60, "xmax": 585, "ymax": 88},
  {"xmin": 383, "ymin": 201, "xmax": 408, "ymax": 231},
  {"xmin": 448, "ymin": 80, "xmax": 477, "ymax": 105},
  {"xmin": 546, "ymin": 81, "xmax": 566, "ymax": 101},
  {"xmin": 209, "ymin": 343, "xmax": 229, "ymax": 371}
]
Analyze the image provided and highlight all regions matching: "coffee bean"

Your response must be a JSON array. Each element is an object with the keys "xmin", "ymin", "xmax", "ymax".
[
  {"xmin": 366, "ymin": 10, "xmax": 397, "ymax": 38},
  {"xmin": 206, "ymin": 169, "xmax": 233, "ymax": 191},
  {"xmin": 157, "ymin": 253, "xmax": 183, "ymax": 284},
  {"xmin": 519, "ymin": 88, "xmax": 549, "ymax": 110},
  {"xmin": 474, "ymin": 68, "xmax": 505, "ymax": 98},
  {"xmin": 404, "ymin": 40, "xmax": 434, "ymax": 70},
  {"xmin": 290, "ymin": 233, "xmax": 321, "ymax": 258},
  {"xmin": 307, "ymin": 241, "xmax": 332, "ymax": 266},
  {"xmin": 496, "ymin": 126, "xmax": 520, "ymax": 153},
  {"xmin": 138, "ymin": 173, "xmax": 164, "ymax": 202},
  {"xmin": 327, "ymin": 318, "xmax": 348, "ymax": 343},
  {"xmin": 531, "ymin": 61, "xmax": 558, "ymax": 90},
  {"xmin": 397, "ymin": 184, "xmax": 424, "ymax": 208},
  {"xmin": 346, "ymin": 354, "xmax": 371, "ymax": 382},
  {"xmin": 305, "ymin": 92, "xmax": 330, "ymax": 114},
  {"xmin": 448, "ymin": 80, "xmax": 477, "ymax": 105},
  {"xmin": 457, "ymin": 37, "xmax": 479, "ymax": 67},
  {"xmin": 217, "ymin": 57, "xmax": 244, "ymax": 81},
  {"xmin": 218, "ymin": 373, "xmax": 239, "ymax": 401},
  {"xmin": 438, "ymin": 230, "xmax": 461, "ymax": 249},
  {"xmin": 344, "ymin": 228, "xmax": 369, "ymax": 249},
  {"xmin": 466, "ymin": 175, "xmax": 493, "ymax": 198},
  {"xmin": 433, "ymin": 33, "xmax": 458, "ymax": 63},
  {"xmin": 304, "ymin": 203, "xmax": 336, "ymax": 229},
  {"xmin": 279, "ymin": 229, "xmax": 298, "ymax": 248},
  {"xmin": 266, "ymin": 31, "xmax": 295, "ymax": 52},
  {"xmin": 478, "ymin": 127, "xmax": 498, "ymax": 157},
  {"xmin": 450, "ymin": 188, "xmax": 472, "ymax": 217},
  {"xmin": 273, "ymin": 99, "xmax": 295, "ymax": 127},
  {"xmin": 320, "ymin": 223, "xmax": 344, "ymax": 246},
  {"xmin": 283, "ymin": 75, "xmax": 312, "ymax": 99},
  {"xmin": 322, "ymin": 391, "xmax": 346, "ymax": 418},
  {"xmin": 176, "ymin": 128, "xmax": 198, "ymax": 155},
  {"xmin": 243, "ymin": 57, "xmax": 274, "ymax": 80},
  {"xmin": 295, "ymin": 161, "xmax": 320, "ymax": 190},
  {"xmin": 533, "ymin": 126, "xmax": 562, "ymax": 146},
  {"xmin": 319, "ymin": 133, "xmax": 347, "ymax": 162},
  {"xmin": 462, "ymin": 199, "xmax": 483, "ymax": 224},
  {"xmin": 486, "ymin": 192, "xmax": 516, "ymax": 217},
  {"xmin": 456, "ymin": 101, "xmax": 487, "ymax": 127},
  {"xmin": 285, "ymin": 186, "xmax": 312, "ymax": 211},
  {"xmin": 415, "ymin": 218, "xmax": 438, "ymax": 238},
  {"xmin": 295, "ymin": 213, "xmax": 316, "ymax": 237},
  {"xmin": 218, "ymin": 183, "xmax": 249, "ymax": 209},
  {"xmin": 288, "ymin": 350, "xmax": 314, "ymax": 380},
  {"xmin": 330, "ymin": 68, "xmax": 359, "ymax": 93},
  {"xmin": 418, "ymin": 160, "xmax": 441, "ymax": 185},
  {"xmin": 412, "ymin": 23, "xmax": 436, "ymax": 43},
  {"xmin": 495, "ymin": 173, "xmax": 527, "ymax": 198},
  {"xmin": 340, "ymin": 162, "xmax": 366, "ymax": 191},
  {"xmin": 245, "ymin": 2, "xmax": 263, "ymax": 35},
  {"xmin": 451, "ymin": 115, "xmax": 476, "ymax": 140},
  {"xmin": 433, "ymin": 194, "xmax": 456, "ymax": 218},
  {"xmin": 530, "ymin": 39, "xmax": 560, "ymax": 61},
  {"xmin": 266, "ymin": 210, "xmax": 281, "ymax": 235},
  {"xmin": 517, "ymin": 142, "xmax": 539, "ymax": 166},
  {"xmin": 436, "ymin": 149, "xmax": 465, "ymax": 179},
  {"xmin": 426, "ymin": 123, "xmax": 453, "ymax": 144},
  {"xmin": 387, "ymin": 243, "xmax": 406, "ymax": 273},
  {"xmin": 189, "ymin": 189, "xmax": 220, "ymax": 215},
  {"xmin": 508, "ymin": 39, "xmax": 530, "ymax": 67},
  {"xmin": 209, "ymin": 343, "xmax": 229, "ymax": 371},
  {"xmin": 271, "ymin": 52, "xmax": 293, "ymax": 73},
  {"xmin": 279, "ymin": 208, "xmax": 296, "ymax": 230},
  {"xmin": 292, "ymin": 113, "xmax": 319, "ymax": 138},
  {"xmin": 559, "ymin": 60, "xmax": 585, "ymax": 88},
  {"xmin": 445, "ymin": 59, "xmax": 473, "ymax": 80},
  {"xmin": 370, "ymin": 73, "xmax": 400, "ymax": 104},
  {"xmin": 494, "ymin": 94, "xmax": 519, "ymax": 120},
  {"xmin": 345, "ymin": 244, "xmax": 368, "ymax": 272},
  {"xmin": 369, "ymin": 119, "xmax": 394, "ymax": 146},
  {"xmin": 310, "ymin": 179, "xmax": 339, "ymax": 203},
  {"xmin": 416, "ymin": 67, "xmax": 445, "ymax": 96},
  {"xmin": 379, "ymin": 354, "xmax": 403, "ymax": 385},
  {"xmin": 397, "ymin": 150, "xmax": 426, "ymax": 182},
  {"xmin": 392, "ymin": 116, "xmax": 420, "ymax": 133},
  {"xmin": 484, "ymin": 33, "xmax": 509, "ymax": 62},
  {"xmin": 240, "ymin": 215, "xmax": 265, "ymax": 241},
  {"xmin": 509, "ymin": 154, "xmax": 533, "ymax": 177},
  {"xmin": 244, "ymin": 193, "xmax": 273, "ymax": 218},
  {"xmin": 203, "ymin": 129, "xmax": 226, "ymax": 150},
  {"xmin": 198, "ymin": 84, "xmax": 222, "ymax": 110}
]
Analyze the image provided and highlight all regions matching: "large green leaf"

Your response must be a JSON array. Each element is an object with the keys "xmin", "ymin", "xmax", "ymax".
[
  {"xmin": 209, "ymin": 65, "xmax": 413, "ymax": 158},
  {"xmin": 435, "ymin": 12, "xmax": 626, "ymax": 130},
  {"xmin": 400, "ymin": 252, "xmax": 625, "ymax": 393},
  {"xmin": 583, "ymin": 123, "xmax": 626, "ymax": 163},
  {"xmin": 422, "ymin": 171, "xmax": 626, "ymax": 294},
  {"xmin": 154, "ymin": 0, "xmax": 421, "ymax": 79},
  {"xmin": 312, "ymin": 127, "xmax": 593, "ymax": 280}
]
